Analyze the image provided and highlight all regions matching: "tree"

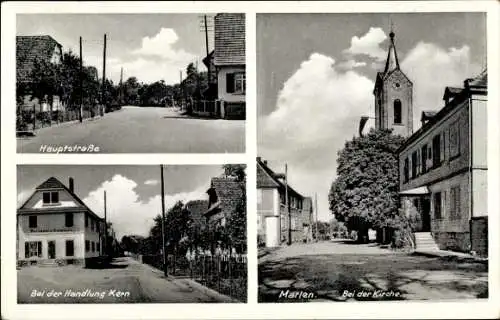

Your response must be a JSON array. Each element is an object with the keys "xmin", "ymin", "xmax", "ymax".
[
  {"xmin": 329, "ymin": 128, "xmax": 405, "ymax": 243},
  {"xmin": 222, "ymin": 164, "xmax": 247, "ymax": 182},
  {"xmin": 223, "ymin": 164, "xmax": 247, "ymax": 253}
]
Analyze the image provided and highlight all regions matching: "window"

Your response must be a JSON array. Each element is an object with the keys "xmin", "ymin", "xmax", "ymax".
[
  {"xmin": 85, "ymin": 215, "xmax": 89, "ymax": 228},
  {"xmin": 65, "ymin": 213, "xmax": 73, "ymax": 227},
  {"xmin": 257, "ymin": 189, "xmax": 262, "ymax": 205},
  {"xmin": 91, "ymin": 242, "xmax": 95, "ymax": 252},
  {"xmin": 65, "ymin": 240, "xmax": 74, "ymax": 256},
  {"xmin": 29, "ymin": 215, "xmax": 37, "ymax": 228},
  {"xmin": 450, "ymin": 186, "xmax": 461, "ymax": 220},
  {"xmin": 42, "ymin": 191, "xmax": 59, "ymax": 204},
  {"xmin": 434, "ymin": 192, "xmax": 442, "ymax": 219},
  {"xmin": 226, "ymin": 72, "xmax": 245, "ymax": 94},
  {"xmin": 394, "ymin": 99, "xmax": 402, "ymax": 124},
  {"xmin": 432, "ymin": 135, "xmax": 441, "ymax": 167},
  {"xmin": 421, "ymin": 145, "xmax": 427, "ymax": 173},
  {"xmin": 403, "ymin": 157, "xmax": 409, "ymax": 183},
  {"xmin": 449, "ymin": 121, "xmax": 460, "ymax": 158},
  {"xmin": 85, "ymin": 240, "xmax": 90, "ymax": 252},
  {"xmin": 91, "ymin": 219, "xmax": 94, "ymax": 232},
  {"xmin": 25, "ymin": 241, "xmax": 42, "ymax": 258},
  {"xmin": 411, "ymin": 151, "xmax": 418, "ymax": 179}
]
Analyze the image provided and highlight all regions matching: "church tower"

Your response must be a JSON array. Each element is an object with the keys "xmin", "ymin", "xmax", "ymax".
[{"xmin": 373, "ymin": 29, "xmax": 413, "ymax": 137}]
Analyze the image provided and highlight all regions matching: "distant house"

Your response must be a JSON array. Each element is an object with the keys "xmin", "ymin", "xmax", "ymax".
[
  {"xmin": 257, "ymin": 157, "xmax": 311, "ymax": 247},
  {"xmin": 204, "ymin": 177, "xmax": 245, "ymax": 228},
  {"xmin": 17, "ymin": 177, "xmax": 105, "ymax": 267},
  {"xmin": 185, "ymin": 199, "xmax": 210, "ymax": 231},
  {"xmin": 398, "ymin": 70, "xmax": 488, "ymax": 256},
  {"xmin": 16, "ymin": 35, "xmax": 64, "ymax": 112},
  {"xmin": 211, "ymin": 13, "xmax": 246, "ymax": 119}
]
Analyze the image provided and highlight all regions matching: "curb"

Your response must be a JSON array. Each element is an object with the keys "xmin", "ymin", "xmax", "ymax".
[
  {"xmin": 413, "ymin": 250, "xmax": 488, "ymax": 264},
  {"xmin": 18, "ymin": 115, "xmax": 105, "ymax": 137}
]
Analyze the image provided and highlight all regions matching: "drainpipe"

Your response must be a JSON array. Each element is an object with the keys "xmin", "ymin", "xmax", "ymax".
[{"xmin": 466, "ymin": 80, "xmax": 473, "ymax": 253}]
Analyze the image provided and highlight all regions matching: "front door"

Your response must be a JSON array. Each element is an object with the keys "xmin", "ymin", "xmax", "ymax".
[
  {"xmin": 421, "ymin": 198, "xmax": 431, "ymax": 232},
  {"xmin": 48, "ymin": 241, "xmax": 56, "ymax": 259}
]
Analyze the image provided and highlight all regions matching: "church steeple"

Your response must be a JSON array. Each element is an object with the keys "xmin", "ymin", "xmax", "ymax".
[{"xmin": 383, "ymin": 28, "xmax": 400, "ymax": 74}]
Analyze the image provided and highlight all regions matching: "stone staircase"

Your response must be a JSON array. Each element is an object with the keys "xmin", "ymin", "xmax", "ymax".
[
  {"xmin": 38, "ymin": 259, "xmax": 59, "ymax": 267},
  {"xmin": 414, "ymin": 232, "xmax": 440, "ymax": 251}
]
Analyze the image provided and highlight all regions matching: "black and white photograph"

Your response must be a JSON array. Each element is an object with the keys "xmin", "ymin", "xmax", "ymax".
[
  {"xmin": 16, "ymin": 164, "xmax": 247, "ymax": 303},
  {"xmin": 257, "ymin": 13, "xmax": 488, "ymax": 302},
  {"xmin": 16, "ymin": 13, "xmax": 246, "ymax": 153}
]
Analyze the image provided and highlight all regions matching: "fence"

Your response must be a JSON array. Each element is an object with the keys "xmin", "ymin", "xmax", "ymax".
[
  {"xmin": 141, "ymin": 253, "xmax": 247, "ymax": 302},
  {"xmin": 191, "ymin": 100, "xmax": 219, "ymax": 117},
  {"xmin": 16, "ymin": 104, "xmax": 104, "ymax": 132}
]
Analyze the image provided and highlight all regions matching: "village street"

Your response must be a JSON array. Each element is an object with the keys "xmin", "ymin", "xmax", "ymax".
[
  {"xmin": 258, "ymin": 240, "xmax": 488, "ymax": 302},
  {"xmin": 17, "ymin": 106, "xmax": 245, "ymax": 153},
  {"xmin": 18, "ymin": 256, "xmax": 235, "ymax": 303}
]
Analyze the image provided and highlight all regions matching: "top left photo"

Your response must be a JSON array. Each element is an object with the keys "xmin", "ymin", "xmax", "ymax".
[{"xmin": 16, "ymin": 13, "xmax": 246, "ymax": 154}]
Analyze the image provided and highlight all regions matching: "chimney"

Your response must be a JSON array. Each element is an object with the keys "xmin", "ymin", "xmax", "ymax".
[
  {"xmin": 257, "ymin": 157, "xmax": 262, "ymax": 162},
  {"xmin": 69, "ymin": 177, "xmax": 74, "ymax": 193},
  {"xmin": 263, "ymin": 160, "xmax": 268, "ymax": 165}
]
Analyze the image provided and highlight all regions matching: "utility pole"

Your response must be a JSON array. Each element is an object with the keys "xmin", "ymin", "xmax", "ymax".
[
  {"xmin": 104, "ymin": 190, "xmax": 107, "ymax": 257},
  {"xmin": 179, "ymin": 70, "xmax": 183, "ymax": 110},
  {"xmin": 101, "ymin": 34, "xmax": 107, "ymax": 116},
  {"xmin": 203, "ymin": 15, "xmax": 210, "ymax": 83},
  {"xmin": 119, "ymin": 67, "xmax": 123, "ymax": 105},
  {"xmin": 79, "ymin": 36, "xmax": 83, "ymax": 123},
  {"xmin": 286, "ymin": 164, "xmax": 291, "ymax": 246},
  {"xmin": 315, "ymin": 193, "xmax": 318, "ymax": 241},
  {"xmin": 160, "ymin": 165, "xmax": 168, "ymax": 277}
]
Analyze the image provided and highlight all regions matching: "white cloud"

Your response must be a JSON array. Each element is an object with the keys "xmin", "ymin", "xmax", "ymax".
[
  {"xmin": 82, "ymin": 174, "xmax": 208, "ymax": 239},
  {"xmin": 133, "ymin": 28, "xmax": 195, "ymax": 62},
  {"xmin": 144, "ymin": 179, "xmax": 159, "ymax": 186},
  {"xmin": 402, "ymin": 42, "xmax": 481, "ymax": 131},
  {"xmin": 259, "ymin": 41, "xmax": 481, "ymax": 221},
  {"xmin": 344, "ymin": 27, "xmax": 388, "ymax": 61},
  {"xmin": 338, "ymin": 59, "xmax": 367, "ymax": 70}
]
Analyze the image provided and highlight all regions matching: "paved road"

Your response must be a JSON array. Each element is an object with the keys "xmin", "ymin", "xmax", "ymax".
[
  {"xmin": 18, "ymin": 257, "xmax": 235, "ymax": 303},
  {"xmin": 259, "ymin": 241, "xmax": 488, "ymax": 302},
  {"xmin": 17, "ymin": 107, "xmax": 245, "ymax": 153}
]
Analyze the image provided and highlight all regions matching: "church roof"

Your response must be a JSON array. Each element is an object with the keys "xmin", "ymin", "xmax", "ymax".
[{"xmin": 383, "ymin": 31, "xmax": 400, "ymax": 74}]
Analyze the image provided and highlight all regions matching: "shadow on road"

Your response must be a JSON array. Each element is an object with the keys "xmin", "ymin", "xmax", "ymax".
[{"xmin": 85, "ymin": 258, "xmax": 129, "ymax": 270}]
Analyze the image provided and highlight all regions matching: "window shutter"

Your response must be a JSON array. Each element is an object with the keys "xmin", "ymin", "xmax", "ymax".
[
  {"xmin": 441, "ymin": 131, "xmax": 446, "ymax": 162},
  {"xmin": 226, "ymin": 73, "xmax": 235, "ymax": 93},
  {"xmin": 25, "ymin": 242, "xmax": 29, "ymax": 258}
]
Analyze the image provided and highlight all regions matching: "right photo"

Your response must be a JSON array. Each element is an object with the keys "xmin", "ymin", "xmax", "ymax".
[{"xmin": 257, "ymin": 13, "xmax": 488, "ymax": 302}]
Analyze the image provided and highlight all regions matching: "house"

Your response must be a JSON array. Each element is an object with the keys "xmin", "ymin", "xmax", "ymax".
[
  {"xmin": 257, "ymin": 157, "xmax": 310, "ymax": 247},
  {"xmin": 397, "ymin": 70, "xmax": 488, "ymax": 256},
  {"xmin": 185, "ymin": 199, "xmax": 210, "ymax": 232},
  {"xmin": 212, "ymin": 13, "xmax": 246, "ymax": 119},
  {"xmin": 17, "ymin": 177, "xmax": 105, "ymax": 267},
  {"xmin": 204, "ymin": 177, "xmax": 245, "ymax": 228},
  {"xmin": 16, "ymin": 35, "xmax": 64, "ymax": 112}
]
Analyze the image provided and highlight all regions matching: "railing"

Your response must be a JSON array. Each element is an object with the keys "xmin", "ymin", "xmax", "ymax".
[{"xmin": 141, "ymin": 253, "xmax": 247, "ymax": 302}]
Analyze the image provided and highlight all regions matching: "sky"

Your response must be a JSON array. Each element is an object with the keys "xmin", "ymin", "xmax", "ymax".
[
  {"xmin": 257, "ymin": 12, "xmax": 486, "ymax": 221},
  {"xmin": 17, "ymin": 14, "xmax": 214, "ymax": 85},
  {"xmin": 17, "ymin": 165, "xmax": 224, "ymax": 239}
]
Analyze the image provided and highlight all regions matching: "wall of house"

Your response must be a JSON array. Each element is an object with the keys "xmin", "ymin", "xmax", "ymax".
[
  {"xmin": 399, "ymin": 98, "xmax": 470, "ymax": 192},
  {"xmin": 83, "ymin": 213, "xmax": 103, "ymax": 258},
  {"xmin": 217, "ymin": 66, "xmax": 245, "ymax": 102},
  {"xmin": 471, "ymin": 95, "xmax": 488, "ymax": 218},
  {"xmin": 19, "ymin": 211, "xmax": 85, "ymax": 233},
  {"xmin": 23, "ymin": 188, "xmax": 80, "ymax": 210},
  {"xmin": 257, "ymin": 188, "xmax": 281, "ymax": 247}
]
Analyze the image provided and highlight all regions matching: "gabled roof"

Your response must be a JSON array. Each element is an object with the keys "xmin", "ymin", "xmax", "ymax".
[
  {"xmin": 185, "ymin": 199, "xmax": 209, "ymax": 227},
  {"xmin": 420, "ymin": 110, "xmax": 438, "ymax": 122},
  {"xmin": 256, "ymin": 158, "xmax": 305, "ymax": 200},
  {"xmin": 214, "ymin": 13, "xmax": 245, "ymax": 66},
  {"xmin": 18, "ymin": 177, "xmax": 103, "ymax": 221},
  {"xmin": 205, "ymin": 177, "xmax": 244, "ymax": 217},
  {"xmin": 16, "ymin": 35, "xmax": 62, "ymax": 84}
]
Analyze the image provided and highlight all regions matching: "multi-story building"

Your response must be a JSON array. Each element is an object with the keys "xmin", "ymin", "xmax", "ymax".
[
  {"xmin": 257, "ymin": 157, "xmax": 311, "ymax": 247},
  {"xmin": 397, "ymin": 70, "xmax": 488, "ymax": 256},
  {"xmin": 17, "ymin": 177, "xmax": 105, "ymax": 267}
]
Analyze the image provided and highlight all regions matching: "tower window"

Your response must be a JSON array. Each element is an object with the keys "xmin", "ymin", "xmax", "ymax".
[{"xmin": 394, "ymin": 99, "xmax": 402, "ymax": 124}]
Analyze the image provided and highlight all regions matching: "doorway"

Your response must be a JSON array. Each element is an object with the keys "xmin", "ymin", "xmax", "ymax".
[
  {"xmin": 48, "ymin": 241, "xmax": 56, "ymax": 259},
  {"xmin": 421, "ymin": 198, "xmax": 431, "ymax": 232}
]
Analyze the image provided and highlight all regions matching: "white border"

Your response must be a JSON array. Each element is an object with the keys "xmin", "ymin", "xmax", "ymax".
[{"xmin": 2, "ymin": 1, "xmax": 499, "ymax": 319}]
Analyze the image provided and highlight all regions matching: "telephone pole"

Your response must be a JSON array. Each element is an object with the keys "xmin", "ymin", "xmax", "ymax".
[
  {"xmin": 203, "ymin": 15, "xmax": 210, "ymax": 83},
  {"xmin": 285, "ymin": 164, "xmax": 291, "ymax": 246},
  {"xmin": 315, "ymin": 193, "xmax": 318, "ymax": 241},
  {"xmin": 160, "ymin": 165, "xmax": 168, "ymax": 277},
  {"xmin": 179, "ymin": 70, "xmax": 183, "ymax": 110},
  {"xmin": 101, "ymin": 34, "xmax": 107, "ymax": 116},
  {"xmin": 119, "ymin": 67, "xmax": 123, "ymax": 105},
  {"xmin": 79, "ymin": 36, "xmax": 83, "ymax": 122},
  {"xmin": 104, "ymin": 190, "xmax": 107, "ymax": 256}
]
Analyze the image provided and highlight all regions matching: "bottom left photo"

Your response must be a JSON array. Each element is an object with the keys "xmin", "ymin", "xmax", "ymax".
[{"xmin": 16, "ymin": 164, "xmax": 247, "ymax": 303}]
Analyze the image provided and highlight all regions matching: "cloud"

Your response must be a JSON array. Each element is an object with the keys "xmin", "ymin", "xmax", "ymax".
[
  {"xmin": 259, "ymin": 41, "xmax": 481, "ymax": 221},
  {"xmin": 82, "ymin": 174, "xmax": 208, "ymax": 239},
  {"xmin": 133, "ymin": 28, "xmax": 195, "ymax": 61},
  {"xmin": 344, "ymin": 27, "xmax": 388, "ymax": 61},
  {"xmin": 338, "ymin": 59, "xmax": 367, "ymax": 70},
  {"xmin": 144, "ymin": 179, "xmax": 159, "ymax": 186},
  {"xmin": 402, "ymin": 42, "xmax": 481, "ymax": 130}
]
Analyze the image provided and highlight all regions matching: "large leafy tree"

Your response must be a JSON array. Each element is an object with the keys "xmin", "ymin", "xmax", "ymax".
[
  {"xmin": 223, "ymin": 164, "xmax": 247, "ymax": 253},
  {"xmin": 329, "ymin": 129, "xmax": 405, "ymax": 242}
]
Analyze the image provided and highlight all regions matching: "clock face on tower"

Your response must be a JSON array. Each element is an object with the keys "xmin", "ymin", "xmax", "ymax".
[{"xmin": 392, "ymin": 82, "xmax": 401, "ymax": 90}]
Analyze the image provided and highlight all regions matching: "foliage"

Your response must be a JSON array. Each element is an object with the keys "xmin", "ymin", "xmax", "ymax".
[
  {"xmin": 329, "ymin": 129, "xmax": 405, "ymax": 241},
  {"xmin": 222, "ymin": 164, "xmax": 247, "ymax": 182}
]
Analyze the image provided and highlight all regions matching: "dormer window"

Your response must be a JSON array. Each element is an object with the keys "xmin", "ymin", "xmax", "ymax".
[{"xmin": 42, "ymin": 191, "xmax": 59, "ymax": 205}]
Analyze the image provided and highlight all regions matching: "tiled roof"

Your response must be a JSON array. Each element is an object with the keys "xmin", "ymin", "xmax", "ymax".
[
  {"xmin": 214, "ymin": 13, "xmax": 245, "ymax": 66},
  {"xmin": 185, "ymin": 199, "xmax": 209, "ymax": 227},
  {"xmin": 16, "ymin": 35, "xmax": 62, "ymax": 84},
  {"xmin": 19, "ymin": 177, "xmax": 103, "ymax": 221},
  {"xmin": 206, "ymin": 177, "xmax": 244, "ymax": 218},
  {"xmin": 256, "ymin": 158, "xmax": 304, "ymax": 199}
]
